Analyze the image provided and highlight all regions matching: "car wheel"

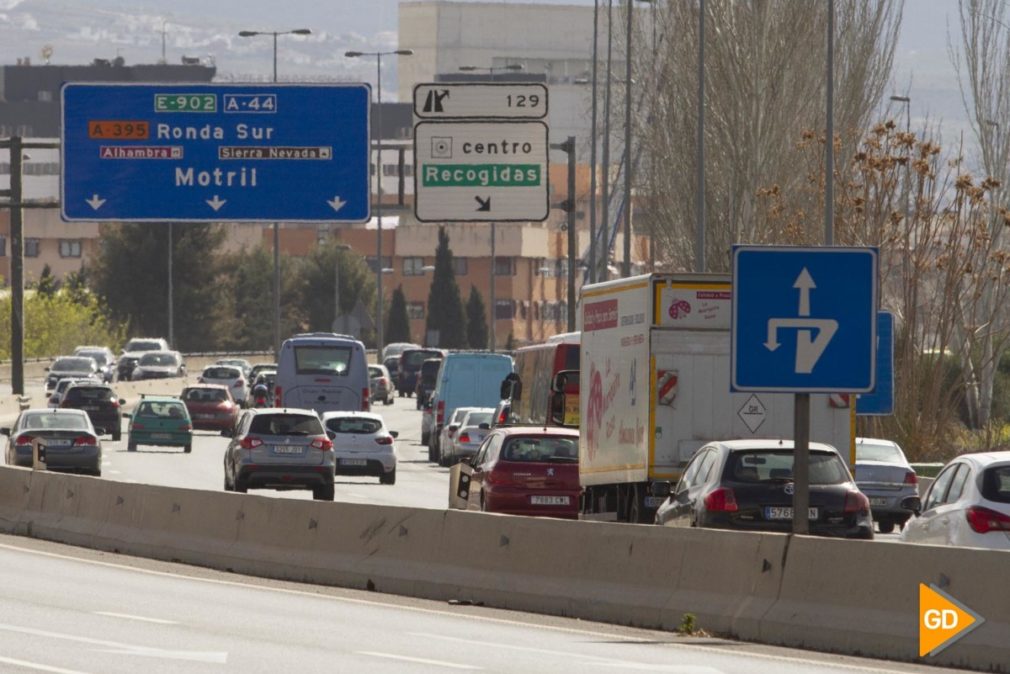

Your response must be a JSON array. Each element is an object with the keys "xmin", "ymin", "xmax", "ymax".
[
  {"xmin": 313, "ymin": 484, "xmax": 335, "ymax": 501},
  {"xmin": 234, "ymin": 478, "xmax": 248, "ymax": 494},
  {"xmin": 127, "ymin": 441, "xmax": 137, "ymax": 452},
  {"xmin": 439, "ymin": 448, "xmax": 452, "ymax": 468},
  {"xmin": 224, "ymin": 474, "xmax": 233, "ymax": 491},
  {"xmin": 112, "ymin": 429, "xmax": 121, "ymax": 442},
  {"xmin": 384, "ymin": 396, "xmax": 393, "ymax": 406},
  {"xmin": 416, "ymin": 399, "xmax": 421, "ymax": 410},
  {"xmin": 480, "ymin": 493, "xmax": 488, "ymax": 512},
  {"xmin": 398, "ymin": 390, "xmax": 405, "ymax": 398},
  {"xmin": 184, "ymin": 444, "xmax": 192, "ymax": 454},
  {"xmin": 380, "ymin": 467, "xmax": 396, "ymax": 485},
  {"xmin": 878, "ymin": 520, "xmax": 895, "ymax": 534},
  {"xmin": 421, "ymin": 431, "xmax": 429, "ymax": 445}
]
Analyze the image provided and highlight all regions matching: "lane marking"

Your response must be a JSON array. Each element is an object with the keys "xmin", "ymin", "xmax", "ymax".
[
  {"xmin": 93, "ymin": 611, "xmax": 177, "ymax": 625},
  {"xmin": 108, "ymin": 470, "xmax": 122, "ymax": 476},
  {"xmin": 0, "ymin": 655, "xmax": 92, "ymax": 674},
  {"xmin": 0, "ymin": 541, "xmax": 925, "ymax": 674},
  {"xmin": 356, "ymin": 651, "xmax": 481, "ymax": 670},
  {"xmin": 408, "ymin": 632, "xmax": 621, "ymax": 663}
]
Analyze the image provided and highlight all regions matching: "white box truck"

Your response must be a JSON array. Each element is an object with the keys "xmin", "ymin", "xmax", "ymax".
[{"xmin": 579, "ymin": 274, "xmax": 852, "ymax": 522}]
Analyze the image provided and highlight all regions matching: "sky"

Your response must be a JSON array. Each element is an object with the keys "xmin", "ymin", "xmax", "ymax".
[{"xmin": 0, "ymin": 0, "xmax": 981, "ymax": 145}]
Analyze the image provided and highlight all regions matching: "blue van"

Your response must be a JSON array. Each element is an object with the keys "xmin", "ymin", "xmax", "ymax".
[
  {"xmin": 275, "ymin": 333, "xmax": 370, "ymax": 414},
  {"xmin": 428, "ymin": 351, "xmax": 513, "ymax": 463}
]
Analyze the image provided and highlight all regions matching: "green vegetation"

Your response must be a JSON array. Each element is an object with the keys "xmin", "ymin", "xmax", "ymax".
[
  {"xmin": 386, "ymin": 286, "xmax": 412, "ymax": 345},
  {"xmin": 0, "ymin": 287, "xmax": 124, "ymax": 360},
  {"xmin": 424, "ymin": 227, "xmax": 467, "ymax": 349},
  {"xmin": 465, "ymin": 286, "xmax": 489, "ymax": 350}
]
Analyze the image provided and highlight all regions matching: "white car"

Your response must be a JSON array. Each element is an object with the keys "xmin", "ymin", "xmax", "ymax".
[
  {"xmin": 438, "ymin": 406, "xmax": 481, "ymax": 467},
  {"xmin": 321, "ymin": 411, "xmax": 398, "ymax": 484},
  {"xmin": 449, "ymin": 408, "xmax": 495, "ymax": 462},
  {"xmin": 48, "ymin": 377, "xmax": 101, "ymax": 408},
  {"xmin": 198, "ymin": 364, "xmax": 249, "ymax": 405},
  {"xmin": 902, "ymin": 451, "xmax": 1010, "ymax": 550}
]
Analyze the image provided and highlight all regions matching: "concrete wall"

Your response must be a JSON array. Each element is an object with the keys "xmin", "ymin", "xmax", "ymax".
[{"xmin": 0, "ymin": 468, "xmax": 1007, "ymax": 672}]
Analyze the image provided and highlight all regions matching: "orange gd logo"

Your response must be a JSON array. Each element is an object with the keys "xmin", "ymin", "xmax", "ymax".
[{"xmin": 919, "ymin": 583, "xmax": 984, "ymax": 657}]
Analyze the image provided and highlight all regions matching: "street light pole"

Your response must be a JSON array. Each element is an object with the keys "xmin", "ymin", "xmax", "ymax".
[
  {"xmin": 238, "ymin": 28, "xmax": 312, "ymax": 355},
  {"xmin": 602, "ymin": 0, "xmax": 614, "ymax": 282},
  {"xmin": 346, "ymin": 48, "xmax": 414, "ymax": 357},
  {"xmin": 622, "ymin": 0, "xmax": 633, "ymax": 278},
  {"xmin": 589, "ymin": 0, "xmax": 600, "ymax": 283}
]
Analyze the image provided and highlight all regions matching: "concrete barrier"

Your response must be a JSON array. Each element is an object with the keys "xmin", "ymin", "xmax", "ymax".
[{"xmin": 1, "ymin": 465, "xmax": 1008, "ymax": 672}]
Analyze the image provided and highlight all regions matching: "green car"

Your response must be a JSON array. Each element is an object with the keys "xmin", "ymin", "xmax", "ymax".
[{"xmin": 125, "ymin": 395, "xmax": 193, "ymax": 453}]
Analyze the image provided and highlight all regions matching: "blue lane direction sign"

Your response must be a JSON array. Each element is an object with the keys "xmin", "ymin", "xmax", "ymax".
[
  {"xmin": 857, "ymin": 311, "xmax": 895, "ymax": 415},
  {"xmin": 61, "ymin": 83, "xmax": 371, "ymax": 222},
  {"xmin": 732, "ymin": 246, "xmax": 878, "ymax": 393}
]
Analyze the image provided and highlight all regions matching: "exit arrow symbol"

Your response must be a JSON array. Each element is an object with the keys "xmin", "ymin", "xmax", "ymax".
[
  {"xmin": 794, "ymin": 267, "xmax": 815, "ymax": 317},
  {"xmin": 86, "ymin": 194, "xmax": 106, "ymax": 211},
  {"xmin": 327, "ymin": 195, "xmax": 346, "ymax": 213},
  {"xmin": 475, "ymin": 196, "xmax": 491, "ymax": 212},
  {"xmin": 206, "ymin": 195, "xmax": 227, "ymax": 212}
]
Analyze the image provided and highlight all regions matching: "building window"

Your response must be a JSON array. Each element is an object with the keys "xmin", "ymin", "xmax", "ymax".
[
  {"xmin": 365, "ymin": 255, "xmax": 392, "ymax": 273},
  {"xmin": 495, "ymin": 299, "xmax": 514, "ymax": 319},
  {"xmin": 25, "ymin": 238, "xmax": 40, "ymax": 258},
  {"xmin": 402, "ymin": 256, "xmax": 425, "ymax": 276},
  {"xmin": 0, "ymin": 235, "xmax": 6, "ymax": 257},
  {"xmin": 494, "ymin": 256, "xmax": 515, "ymax": 276},
  {"xmin": 382, "ymin": 164, "xmax": 399, "ymax": 177},
  {"xmin": 403, "ymin": 164, "xmax": 413, "ymax": 177},
  {"xmin": 407, "ymin": 302, "xmax": 425, "ymax": 320},
  {"xmin": 59, "ymin": 239, "xmax": 82, "ymax": 258},
  {"xmin": 452, "ymin": 257, "xmax": 468, "ymax": 276}
]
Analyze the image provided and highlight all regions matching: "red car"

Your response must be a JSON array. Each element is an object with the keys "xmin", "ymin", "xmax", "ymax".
[
  {"xmin": 181, "ymin": 384, "xmax": 239, "ymax": 432},
  {"xmin": 459, "ymin": 426, "xmax": 580, "ymax": 519}
]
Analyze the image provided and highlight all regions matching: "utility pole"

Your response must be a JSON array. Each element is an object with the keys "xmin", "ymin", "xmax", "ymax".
[{"xmin": 552, "ymin": 137, "xmax": 577, "ymax": 331}]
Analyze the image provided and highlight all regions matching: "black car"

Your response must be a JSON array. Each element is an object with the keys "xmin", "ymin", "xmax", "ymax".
[
  {"xmin": 398, "ymin": 348, "xmax": 445, "ymax": 398},
  {"xmin": 60, "ymin": 384, "xmax": 126, "ymax": 441},
  {"xmin": 654, "ymin": 439, "xmax": 874, "ymax": 539},
  {"xmin": 412, "ymin": 354, "xmax": 445, "ymax": 407}
]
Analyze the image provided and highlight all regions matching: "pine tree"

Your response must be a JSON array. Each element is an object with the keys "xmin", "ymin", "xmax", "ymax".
[
  {"xmin": 465, "ymin": 286, "xmax": 489, "ymax": 349},
  {"xmin": 424, "ymin": 227, "xmax": 467, "ymax": 348},
  {"xmin": 386, "ymin": 286, "xmax": 412, "ymax": 344}
]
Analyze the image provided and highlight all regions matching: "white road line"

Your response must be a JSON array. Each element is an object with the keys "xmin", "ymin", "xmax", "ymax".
[
  {"xmin": 107, "ymin": 470, "xmax": 122, "ymax": 475},
  {"xmin": 93, "ymin": 611, "xmax": 177, "ymax": 625},
  {"xmin": 407, "ymin": 632, "xmax": 620, "ymax": 663},
  {"xmin": 0, "ymin": 541, "xmax": 922, "ymax": 674},
  {"xmin": 0, "ymin": 655, "xmax": 92, "ymax": 674},
  {"xmin": 356, "ymin": 651, "xmax": 481, "ymax": 670}
]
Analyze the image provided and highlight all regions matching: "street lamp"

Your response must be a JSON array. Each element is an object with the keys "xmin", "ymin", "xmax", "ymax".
[
  {"xmin": 345, "ymin": 48, "xmax": 414, "ymax": 360},
  {"xmin": 238, "ymin": 28, "xmax": 312, "ymax": 357}
]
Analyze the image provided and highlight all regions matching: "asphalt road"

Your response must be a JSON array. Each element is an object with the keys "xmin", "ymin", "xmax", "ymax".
[{"xmin": 0, "ymin": 534, "xmax": 967, "ymax": 674}]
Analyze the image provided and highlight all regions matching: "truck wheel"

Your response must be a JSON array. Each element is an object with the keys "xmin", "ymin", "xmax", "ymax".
[
  {"xmin": 878, "ymin": 520, "xmax": 895, "ymax": 534},
  {"xmin": 112, "ymin": 428, "xmax": 121, "ymax": 442}
]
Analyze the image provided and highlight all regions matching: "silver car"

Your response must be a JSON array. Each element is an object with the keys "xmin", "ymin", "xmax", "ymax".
[
  {"xmin": 223, "ymin": 408, "xmax": 335, "ymax": 500},
  {"xmin": 321, "ymin": 411, "xmax": 398, "ymax": 484},
  {"xmin": 854, "ymin": 437, "xmax": 919, "ymax": 534},
  {"xmin": 2, "ymin": 408, "xmax": 104, "ymax": 476},
  {"xmin": 449, "ymin": 408, "xmax": 495, "ymax": 462}
]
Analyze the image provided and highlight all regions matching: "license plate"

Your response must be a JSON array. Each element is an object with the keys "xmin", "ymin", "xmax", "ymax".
[
  {"xmin": 83, "ymin": 406, "xmax": 100, "ymax": 411},
  {"xmin": 44, "ymin": 439, "xmax": 72, "ymax": 447},
  {"xmin": 273, "ymin": 446, "xmax": 304, "ymax": 455},
  {"xmin": 765, "ymin": 507, "xmax": 819, "ymax": 521},
  {"xmin": 530, "ymin": 495, "xmax": 570, "ymax": 506},
  {"xmin": 151, "ymin": 433, "xmax": 172, "ymax": 440},
  {"xmin": 869, "ymin": 497, "xmax": 888, "ymax": 507},
  {"xmin": 195, "ymin": 414, "xmax": 213, "ymax": 419},
  {"xmin": 340, "ymin": 458, "xmax": 367, "ymax": 466}
]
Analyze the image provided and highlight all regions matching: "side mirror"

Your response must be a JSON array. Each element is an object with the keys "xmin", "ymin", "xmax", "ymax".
[
  {"xmin": 119, "ymin": 399, "xmax": 126, "ymax": 406},
  {"xmin": 0, "ymin": 427, "xmax": 10, "ymax": 436},
  {"xmin": 448, "ymin": 424, "xmax": 459, "ymax": 432},
  {"xmin": 390, "ymin": 430, "xmax": 399, "ymax": 438},
  {"xmin": 326, "ymin": 430, "xmax": 336, "ymax": 440},
  {"xmin": 651, "ymin": 481, "xmax": 672, "ymax": 498},
  {"xmin": 121, "ymin": 412, "xmax": 131, "ymax": 418},
  {"xmin": 478, "ymin": 422, "xmax": 490, "ymax": 430},
  {"xmin": 44, "ymin": 367, "xmax": 50, "ymax": 371},
  {"xmin": 900, "ymin": 495, "xmax": 922, "ymax": 516},
  {"xmin": 94, "ymin": 427, "xmax": 106, "ymax": 436},
  {"xmin": 221, "ymin": 427, "xmax": 234, "ymax": 438}
]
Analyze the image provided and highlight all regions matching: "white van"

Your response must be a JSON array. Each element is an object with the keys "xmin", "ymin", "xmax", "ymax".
[
  {"xmin": 428, "ymin": 351, "xmax": 513, "ymax": 464},
  {"xmin": 275, "ymin": 333, "xmax": 370, "ymax": 414}
]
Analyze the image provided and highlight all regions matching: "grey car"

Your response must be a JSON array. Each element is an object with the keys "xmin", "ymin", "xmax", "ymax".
[
  {"xmin": 223, "ymin": 408, "xmax": 336, "ymax": 501},
  {"xmin": 46, "ymin": 356, "xmax": 99, "ymax": 391},
  {"xmin": 2, "ymin": 408, "xmax": 104, "ymax": 476},
  {"xmin": 74, "ymin": 346, "xmax": 117, "ymax": 383},
  {"xmin": 854, "ymin": 437, "xmax": 919, "ymax": 533}
]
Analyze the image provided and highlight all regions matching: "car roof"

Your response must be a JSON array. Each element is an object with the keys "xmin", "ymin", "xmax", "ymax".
[
  {"xmin": 949, "ymin": 451, "xmax": 1010, "ymax": 468},
  {"xmin": 715, "ymin": 439, "xmax": 838, "ymax": 453},
  {"xmin": 248, "ymin": 407, "xmax": 319, "ymax": 417},
  {"xmin": 184, "ymin": 383, "xmax": 229, "ymax": 390},
  {"xmin": 320, "ymin": 411, "xmax": 383, "ymax": 422},
  {"xmin": 204, "ymin": 364, "xmax": 241, "ymax": 372},
  {"xmin": 493, "ymin": 425, "xmax": 580, "ymax": 437},
  {"xmin": 138, "ymin": 395, "xmax": 184, "ymax": 402},
  {"xmin": 23, "ymin": 407, "xmax": 89, "ymax": 417}
]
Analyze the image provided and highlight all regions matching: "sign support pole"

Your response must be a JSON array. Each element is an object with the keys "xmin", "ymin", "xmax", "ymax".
[
  {"xmin": 10, "ymin": 136, "xmax": 25, "ymax": 396},
  {"xmin": 793, "ymin": 392, "xmax": 810, "ymax": 535},
  {"xmin": 489, "ymin": 221, "xmax": 496, "ymax": 352}
]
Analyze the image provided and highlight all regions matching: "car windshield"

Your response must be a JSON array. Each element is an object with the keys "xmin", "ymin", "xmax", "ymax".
[
  {"xmin": 21, "ymin": 412, "xmax": 89, "ymax": 431},
  {"xmin": 126, "ymin": 340, "xmax": 162, "ymax": 352},
  {"xmin": 294, "ymin": 345, "xmax": 352, "ymax": 375},
  {"xmin": 368, "ymin": 366, "xmax": 383, "ymax": 378},
  {"xmin": 184, "ymin": 388, "xmax": 229, "ymax": 403},
  {"xmin": 136, "ymin": 401, "xmax": 187, "ymax": 418},
  {"xmin": 982, "ymin": 465, "xmax": 1010, "ymax": 504},
  {"xmin": 451, "ymin": 409, "xmax": 472, "ymax": 424},
  {"xmin": 403, "ymin": 350, "xmax": 442, "ymax": 368},
  {"xmin": 728, "ymin": 450, "xmax": 849, "ymax": 485},
  {"xmin": 856, "ymin": 442, "xmax": 904, "ymax": 464},
  {"xmin": 249, "ymin": 413, "xmax": 323, "ymax": 436},
  {"xmin": 139, "ymin": 352, "xmax": 177, "ymax": 366},
  {"xmin": 464, "ymin": 412, "xmax": 492, "ymax": 427},
  {"xmin": 327, "ymin": 417, "xmax": 383, "ymax": 434},
  {"xmin": 204, "ymin": 366, "xmax": 241, "ymax": 379},
  {"xmin": 52, "ymin": 357, "xmax": 93, "ymax": 372},
  {"xmin": 218, "ymin": 360, "xmax": 248, "ymax": 370},
  {"xmin": 501, "ymin": 435, "xmax": 579, "ymax": 463},
  {"xmin": 64, "ymin": 387, "xmax": 113, "ymax": 403},
  {"xmin": 78, "ymin": 351, "xmax": 109, "ymax": 366},
  {"xmin": 253, "ymin": 374, "xmax": 275, "ymax": 387}
]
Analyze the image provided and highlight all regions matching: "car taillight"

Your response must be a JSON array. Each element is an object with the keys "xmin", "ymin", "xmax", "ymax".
[
  {"xmin": 375, "ymin": 436, "xmax": 393, "ymax": 445},
  {"xmin": 310, "ymin": 437, "xmax": 333, "ymax": 451},
  {"xmin": 132, "ymin": 423, "xmax": 144, "ymax": 430},
  {"xmin": 497, "ymin": 410, "xmax": 506, "ymax": 424},
  {"xmin": 15, "ymin": 434, "xmax": 34, "ymax": 445},
  {"xmin": 111, "ymin": 399, "xmax": 120, "ymax": 408},
  {"xmin": 237, "ymin": 379, "xmax": 245, "ymax": 386},
  {"xmin": 274, "ymin": 386, "xmax": 283, "ymax": 405},
  {"xmin": 966, "ymin": 506, "xmax": 1010, "ymax": 533},
  {"xmin": 239, "ymin": 436, "xmax": 263, "ymax": 449},
  {"xmin": 704, "ymin": 487, "xmax": 738, "ymax": 512},
  {"xmin": 181, "ymin": 424, "xmax": 192, "ymax": 432},
  {"xmin": 844, "ymin": 490, "xmax": 870, "ymax": 513},
  {"xmin": 903, "ymin": 471, "xmax": 918, "ymax": 485},
  {"xmin": 361, "ymin": 388, "xmax": 370, "ymax": 411},
  {"xmin": 73, "ymin": 435, "xmax": 97, "ymax": 446},
  {"xmin": 458, "ymin": 432, "xmax": 470, "ymax": 443},
  {"xmin": 437, "ymin": 400, "xmax": 445, "ymax": 425}
]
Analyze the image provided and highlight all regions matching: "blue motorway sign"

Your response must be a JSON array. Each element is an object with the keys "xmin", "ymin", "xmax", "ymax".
[
  {"xmin": 61, "ymin": 83, "xmax": 371, "ymax": 222},
  {"xmin": 857, "ymin": 311, "xmax": 895, "ymax": 415},
  {"xmin": 732, "ymin": 246, "xmax": 878, "ymax": 393}
]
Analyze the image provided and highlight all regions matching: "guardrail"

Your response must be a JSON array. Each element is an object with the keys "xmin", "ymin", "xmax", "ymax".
[{"xmin": 0, "ymin": 468, "xmax": 1006, "ymax": 672}]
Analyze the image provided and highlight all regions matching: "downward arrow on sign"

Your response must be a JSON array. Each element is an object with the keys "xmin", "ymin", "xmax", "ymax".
[
  {"xmin": 86, "ymin": 194, "xmax": 106, "ymax": 211},
  {"xmin": 206, "ymin": 195, "xmax": 227, "ymax": 212},
  {"xmin": 475, "ymin": 196, "xmax": 491, "ymax": 212}
]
